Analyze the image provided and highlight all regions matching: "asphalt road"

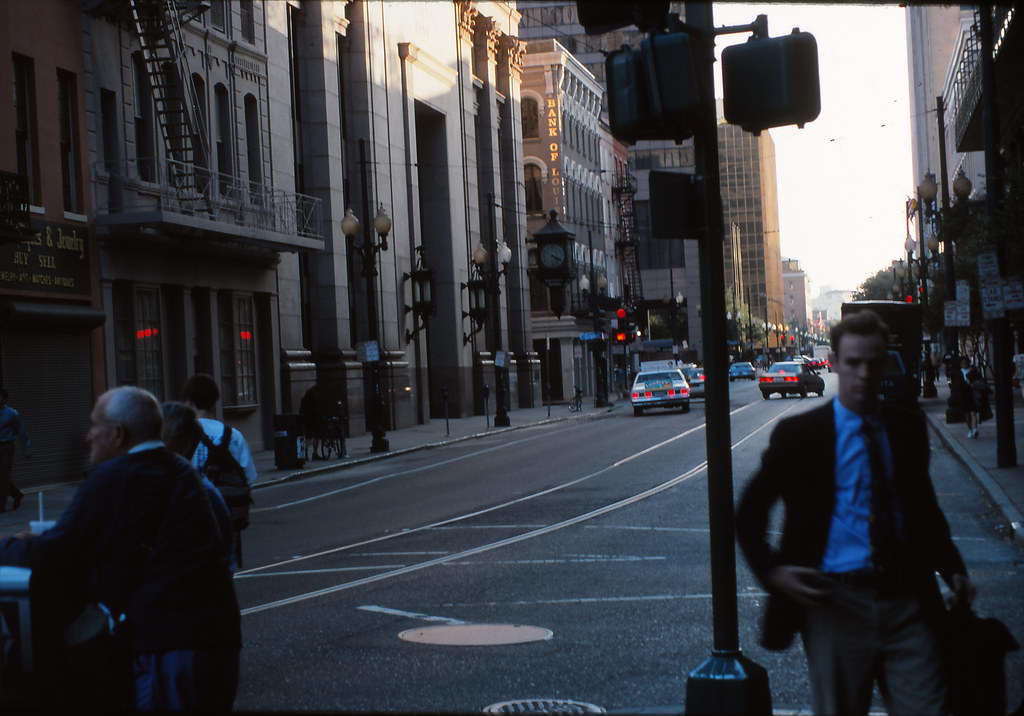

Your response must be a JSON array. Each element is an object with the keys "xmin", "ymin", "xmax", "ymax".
[{"xmin": 232, "ymin": 374, "xmax": 1024, "ymax": 713}]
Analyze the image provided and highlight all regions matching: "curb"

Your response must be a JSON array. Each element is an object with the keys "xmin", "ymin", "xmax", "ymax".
[
  {"xmin": 253, "ymin": 405, "xmax": 619, "ymax": 490},
  {"xmin": 925, "ymin": 412, "xmax": 1024, "ymax": 545}
]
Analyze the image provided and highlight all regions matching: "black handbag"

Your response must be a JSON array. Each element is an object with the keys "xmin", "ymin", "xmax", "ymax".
[{"xmin": 944, "ymin": 604, "xmax": 1019, "ymax": 716}]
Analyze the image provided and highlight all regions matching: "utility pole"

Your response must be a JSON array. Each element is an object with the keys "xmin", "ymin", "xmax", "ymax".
[
  {"xmin": 979, "ymin": 6, "xmax": 1015, "ymax": 467},
  {"xmin": 684, "ymin": 4, "xmax": 771, "ymax": 714}
]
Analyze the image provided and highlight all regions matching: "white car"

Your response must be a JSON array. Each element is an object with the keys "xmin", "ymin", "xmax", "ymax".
[{"xmin": 631, "ymin": 369, "xmax": 690, "ymax": 416}]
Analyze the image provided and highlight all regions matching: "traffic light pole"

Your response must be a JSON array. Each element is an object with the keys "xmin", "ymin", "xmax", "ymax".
[
  {"xmin": 588, "ymin": 230, "xmax": 609, "ymax": 408},
  {"xmin": 684, "ymin": 4, "xmax": 771, "ymax": 714}
]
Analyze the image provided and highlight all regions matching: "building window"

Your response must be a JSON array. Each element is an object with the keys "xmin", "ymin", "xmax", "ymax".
[
  {"xmin": 214, "ymin": 83, "xmax": 233, "ymax": 194},
  {"xmin": 57, "ymin": 71, "xmax": 82, "ymax": 213},
  {"xmin": 219, "ymin": 292, "xmax": 257, "ymax": 406},
  {"xmin": 12, "ymin": 53, "xmax": 40, "ymax": 204},
  {"xmin": 191, "ymin": 74, "xmax": 208, "ymax": 170},
  {"xmin": 240, "ymin": 0, "xmax": 255, "ymax": 43},
  {"xmin": 522, "ymin": 97, "xmax": 538, "ymax": 139},
  {"xmin": 244, "ymin": 94, "xmax": 262, "ymax": 200},
  {"xmin": 524, "ymin": 164, "xmax": 543, "ymax": 214},
  {"xmin": 132, "ymin": 53, "xmax": 155, "ymax": 181},
  {"xmin": 210, "ymin": 0, "xmax": 225, "ymax": 31},
  {"xmin": 114, "ymin": 283, "xmax": 165, "ymax": 399}
]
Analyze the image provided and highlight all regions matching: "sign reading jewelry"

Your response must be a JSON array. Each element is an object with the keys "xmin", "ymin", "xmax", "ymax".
[{"xmin": 0, "ymin": 220, "xmax": 90, "ymax": 296}]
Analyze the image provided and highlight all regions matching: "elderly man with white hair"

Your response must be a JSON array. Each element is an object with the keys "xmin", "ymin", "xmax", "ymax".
[{"xmin": 0, "ymin": 385, "xmax": 240, "ymax": 711}]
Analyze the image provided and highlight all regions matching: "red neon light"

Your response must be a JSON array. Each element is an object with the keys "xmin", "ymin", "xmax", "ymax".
[
  {"xmin": 239, "ymin": 330, "xmax": 253, "ymax": 341},
  {"xmin": 136, "ymin": 328, "xmax": 159, "ymax": 339}
]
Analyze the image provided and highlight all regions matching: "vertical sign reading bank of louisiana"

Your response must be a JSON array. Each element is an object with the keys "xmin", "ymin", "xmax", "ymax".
[
  {"xmin": 0, "ymin": 219, "xmax": 90, "ymax": 296},
  {"xmin": 545, "ymin": 96, "xmax": 564, "ymax": 215}
]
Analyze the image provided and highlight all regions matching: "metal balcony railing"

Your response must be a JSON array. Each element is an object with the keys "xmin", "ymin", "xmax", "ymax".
[
  {"xmin": 93, "ymin": 158, "xmax": 322, "ymax": 241},
  {"xmin": 949, "ymin": 11, "xmax": 982, "ymax": 152}
]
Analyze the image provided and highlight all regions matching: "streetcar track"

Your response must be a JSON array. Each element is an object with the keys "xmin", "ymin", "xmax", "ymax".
[{"xmin": 239, "ymin": 399, "xmax": 799, "ymax": 616}]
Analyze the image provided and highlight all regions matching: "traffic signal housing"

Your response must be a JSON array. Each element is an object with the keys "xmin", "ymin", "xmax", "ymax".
[
  {"xmin": 605, "ymin": 32, "xmax": 701, "ymax": 144},
  {"xmin": 722, "ymin": 29, "xmax": 821, "ymax": 134}
]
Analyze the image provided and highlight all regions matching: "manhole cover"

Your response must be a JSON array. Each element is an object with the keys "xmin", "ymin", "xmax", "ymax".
[
  {"xmin": 398, "ymin": 623, "xmax": 552, "ymax": 646},
  {"xmin": 483, "ymin": 699, "xmax": 605, "ymax": 713}
]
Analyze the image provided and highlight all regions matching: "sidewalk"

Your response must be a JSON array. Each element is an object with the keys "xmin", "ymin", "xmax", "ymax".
[{"xmin": 919, "ymin": 378, "xmax": 1024, "ymax": 544}]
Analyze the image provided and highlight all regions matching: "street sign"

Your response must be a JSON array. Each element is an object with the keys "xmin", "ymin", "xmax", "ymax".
[
  {"xmin": 1003, "ymin": 277, "xmax": 1024, "ymax": 310},
  {"xmin": 579, "ymin": 332, "xmax": 602, "ymax": 341},
  {"xmin": 977, "ymin": 251, "xmax": 1000, "ymax": 279},
  {"xmin": 357, "ymin": 341, "xmax": 380, "ymax": 362}
]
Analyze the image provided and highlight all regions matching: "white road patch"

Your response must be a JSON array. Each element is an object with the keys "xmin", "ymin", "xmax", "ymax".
[
  {"xmin": 358, "ymin": 605, "xmax": 466, "ymax": 625},
  {"xmin": 439, "ymin": 592, "xmax": 769, "ymax": 608},
  {"xmin": 583, "ymin": 525, "xmax": 710, "ymax": 533}
]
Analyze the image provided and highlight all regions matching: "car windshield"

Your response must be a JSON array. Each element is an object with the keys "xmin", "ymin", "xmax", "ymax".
[
  {"xmin": 731, "ymin": 363, "xmax": 753, "ymax": 371},
  {"xmin": 635, "ymin": 372, "xmax": 681, "ymax": 383},
  {"xmin": 769, "ymin": 363, "xmax": 800, "ymax": 374},
  {"xmin": 683, "ymin": 368, "xmax": 702, "ymax": 379}
]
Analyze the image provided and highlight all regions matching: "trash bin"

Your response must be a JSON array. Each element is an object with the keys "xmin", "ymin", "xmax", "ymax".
[
  {"xmin": 0, "ymin": 567, "xmax": 32, "ymax": 672},
  {"xmin": 273, "ymin": 413, "xmax": 305, "ymax": 469}
]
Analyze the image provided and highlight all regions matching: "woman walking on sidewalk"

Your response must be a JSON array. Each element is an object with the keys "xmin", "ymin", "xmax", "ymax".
[{"xmin": 951, "ymin": 357, "xmax": 979, "ymax": 438}]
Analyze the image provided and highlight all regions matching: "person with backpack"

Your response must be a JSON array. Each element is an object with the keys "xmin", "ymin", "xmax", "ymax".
[{"xmin": 181, "ymin": 374, "xmax": 257, "ymax": 566}]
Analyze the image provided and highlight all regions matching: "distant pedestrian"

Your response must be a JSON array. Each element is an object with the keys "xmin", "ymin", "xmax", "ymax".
[
  {"xmin": 182, "ymin": 374, "xmax": 257, "ymax": 565},
  {"xmin": 300, "ymin": 384, "xmax": 325, "ymax": 460},
  {"xmin": 0, "ymin": 387, "xmax": 31, "ymax": 513},
  {"xmin": 968, "ymin": 368, "xmax": 992, "ymax": 440},
  {"xmin": 737, "ymin": 309, "xmax": 974, "ymax": 716},
  {"xmin": 951, "ymin": 357, "xmax": 979, "ymax": 438},
  {"xmin": 160, "ymin": 401, "xmax": 236, "ymax": 571}
]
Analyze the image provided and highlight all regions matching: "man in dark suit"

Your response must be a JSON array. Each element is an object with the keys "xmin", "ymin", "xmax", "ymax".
[
  {"xmin": 0, "ymin": 386, "xmax": 241, "ymax": 710},
  {"xmin": 737, "ymin": 310, "xmax": 974, "ymax": 716}
]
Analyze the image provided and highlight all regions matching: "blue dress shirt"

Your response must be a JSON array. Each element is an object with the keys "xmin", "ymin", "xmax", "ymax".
[{"xmin": 819, "ymin": 398, "xmax": 894, "ymax": 573}]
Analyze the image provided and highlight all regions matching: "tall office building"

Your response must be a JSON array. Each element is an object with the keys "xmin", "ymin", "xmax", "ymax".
[{"xmin": 718, "ymin": 121, "xmax": 784, "ymax": 357}]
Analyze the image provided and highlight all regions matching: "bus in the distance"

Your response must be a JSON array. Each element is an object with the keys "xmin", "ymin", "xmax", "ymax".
[{"xmin": 841, "ymin": 300, "xmax": 922, "ymax": 403}]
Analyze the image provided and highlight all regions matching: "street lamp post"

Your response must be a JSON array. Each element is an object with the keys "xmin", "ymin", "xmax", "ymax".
[
  {"xmin": 341, "ymin": 193, "xmax": 391, "ymax": 453},
  {"xmin": 476, "ymin": 193, "xmax": 512, "ymax": 427},
  {"xmin": 915, "ymin": 175, "xmax": 939, "ymax": 398}
]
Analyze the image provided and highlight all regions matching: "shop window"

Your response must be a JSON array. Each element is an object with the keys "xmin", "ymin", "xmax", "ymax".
[
  {"xmin": 218, "ymin": 292, "xmax": 257, "ymax": 406},
  {"xmin": 114, "ymin": 283, "xmax": 165, "ymax": 400}
]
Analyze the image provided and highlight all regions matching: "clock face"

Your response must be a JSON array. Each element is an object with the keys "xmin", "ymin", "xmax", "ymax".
[{"xmin": 539, "ymin": 242, "xmax": 565, "ymax": 269}]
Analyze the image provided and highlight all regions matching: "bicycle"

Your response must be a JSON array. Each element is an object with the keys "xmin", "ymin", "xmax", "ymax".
[
  {"xmin": 319, "ymin": 402, "xmax": 348, "ymax": 460},
  {"xmin": 568, "ymin": 385, "xmax": 583, "ymax": 413}
]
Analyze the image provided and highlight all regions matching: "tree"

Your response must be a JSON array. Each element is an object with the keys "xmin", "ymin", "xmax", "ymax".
[{"xmin": 854, "ymin": 267, "xmax": 896, "ymax": 300}]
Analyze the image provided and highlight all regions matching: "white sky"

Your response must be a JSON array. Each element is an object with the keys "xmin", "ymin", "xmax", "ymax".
[{"xmin": 710, "ymin": 3, "xmax": 913, "ymax": 295}]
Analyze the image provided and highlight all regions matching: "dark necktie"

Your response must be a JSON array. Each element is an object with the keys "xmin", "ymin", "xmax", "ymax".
[{"xmin": 862, "ymin": 418, "xmax": 899, "ymax": 574}]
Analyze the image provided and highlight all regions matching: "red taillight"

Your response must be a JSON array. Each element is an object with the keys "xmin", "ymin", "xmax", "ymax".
[
  {"xmin": 681, "ymin": 388, "xmax": 689, "ymax": 397},
  {"xmin": 668, "ymin": 389, "xmax": 675, "ymax": 396},
  {"xmin": 645, "ymin": 391, "xmax": 653, "ymax": 398},
  {"xmin": 784, "ymin": 376, "xmax": 799, "ymax": 382},
  {"xmin": 759, "ymin": 377, "xmax": 771, "ymax": 383},
  {"xmin": 632, "ymin": 392, "xmax": 640, "ymax": 399}
]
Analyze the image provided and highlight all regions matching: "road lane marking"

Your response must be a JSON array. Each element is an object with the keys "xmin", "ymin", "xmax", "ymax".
[
  {"xmin": 357, "ymin": 605, "xmax": 466, "ymax": 625},
  {"xmin": 237, "ymin": 401, "xmax": 799, "ymax": 609},
  {"xmin": 237, "ymin": 565, "xmax": 407, "ymax": 578},
  {"xmin": 438, "ymin": 592, "xmax": 769, "ymax": 608}
]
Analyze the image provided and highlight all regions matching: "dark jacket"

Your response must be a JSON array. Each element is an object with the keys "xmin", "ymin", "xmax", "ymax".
[
  {"xmin": 0, "ymin": 448, "xmax": 241, "ymax": 654},
  {"xmin": 736, "ymin": 400, "xmax": 966, "ymax": 650}
]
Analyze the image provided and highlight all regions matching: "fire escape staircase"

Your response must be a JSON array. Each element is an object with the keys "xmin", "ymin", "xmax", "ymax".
[
  {"xmin": 128, "ymin": 0, "xmax": 210, "ymax": 207},
  {"xmin": 612, "ymin": 170, "xmax": 644, "ymax": 306}
]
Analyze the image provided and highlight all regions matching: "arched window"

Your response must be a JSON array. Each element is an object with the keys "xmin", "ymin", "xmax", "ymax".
[
  {"xmin": 524, "ymin": 164, "xmax": 543, "ymax": 214},
  {"xmin": 522, "ymin": 97, "xmax": 539, "ymax": 139}
]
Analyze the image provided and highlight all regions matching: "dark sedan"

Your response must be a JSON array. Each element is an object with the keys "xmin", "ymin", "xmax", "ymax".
[
  {"xmin": 759, "ymin": 361, "xmax": 825, "ymax": 399},
  {"xmin": 728, "ymin": 362, "xmax": 756, "ymax": 381}
]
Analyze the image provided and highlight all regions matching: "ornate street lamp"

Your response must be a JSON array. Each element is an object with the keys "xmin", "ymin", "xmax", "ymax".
[
  {"xmin": 342, "ymin": 204, "xmax": 391, "ymax": 453},
  {"xmin": 466, "ymin": 227, "xmax": 513, "ymax": 427},
  {"xmin": 404, "ymin": 245, "xmax": 436, "ymax": 343}
]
